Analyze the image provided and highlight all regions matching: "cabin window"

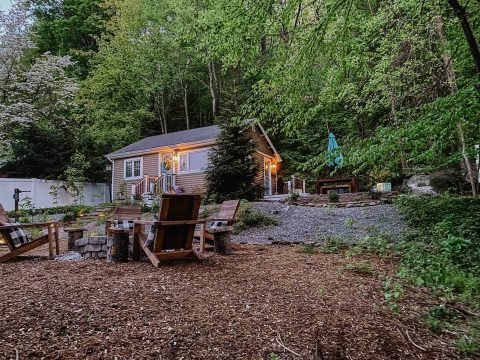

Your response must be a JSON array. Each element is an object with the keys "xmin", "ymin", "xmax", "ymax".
[
  {"xmin": 124, "ymin": 158, "xmax": 142, "ymax": 179},
  {"xmin": 178, "ymin": 149, "xmax": 209, "ymax": 173}
]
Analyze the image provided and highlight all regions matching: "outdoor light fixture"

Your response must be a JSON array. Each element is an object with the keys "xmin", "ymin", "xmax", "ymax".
[
  {"xmin": 172, "ymin": 152, "xmax": 178, "ymax": 162},
  {"xmin": 271, "ymin": 163, "xmax": 277, "ymax": 172}
]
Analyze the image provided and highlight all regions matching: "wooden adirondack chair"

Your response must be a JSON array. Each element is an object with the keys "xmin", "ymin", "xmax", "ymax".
[
  {"xmin": 0, "ymin": 203, "xmax": 60, "ymax": 263},
  {"xmin": 105, "ymin": 204, "xmax": 142, "ymax": 235},
  {"xmin": 195, "ymin": 200, "xmax": 240, "ymax": 252},
  {"xmin": 133, "ymin": 194, "xmax": 205, "ymax": 267}
]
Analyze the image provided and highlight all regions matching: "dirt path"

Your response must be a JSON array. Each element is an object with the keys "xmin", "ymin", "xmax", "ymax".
[{"xmin": 0, "ymin": 243, "xmax": 459, "ymax": 359}]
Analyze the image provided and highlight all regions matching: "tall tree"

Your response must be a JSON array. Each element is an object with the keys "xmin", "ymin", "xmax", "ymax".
[{"xmin": 0, "ymin": 1, "xmax": 78, "ymax": 178}]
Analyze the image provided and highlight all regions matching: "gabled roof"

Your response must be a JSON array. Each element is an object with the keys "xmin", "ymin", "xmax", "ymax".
[
  {"xmin": 106, "ymin": 121, "xmax": 282, "ymax": 161},
  {"xmin": 107, "ymin": 125, "xmax": 220, "ymax": 158}
]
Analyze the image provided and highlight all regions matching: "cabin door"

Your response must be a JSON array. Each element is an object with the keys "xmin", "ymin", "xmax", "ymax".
[
  {"xmin": 264, "ymin": 158, "xmax": 272, "ymax": 196},
  {"xmin": 160, "ymin": 153, "xmax": 174, "ymax": 192},
  {"xmin": 160, "ymin": 153, "xmax": 173, "ymax": 176}
]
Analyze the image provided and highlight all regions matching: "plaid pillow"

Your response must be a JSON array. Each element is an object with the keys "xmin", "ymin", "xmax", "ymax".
[
  {"xmin": 208, "ymin": 220, "xmax": 228, "ymax": 229},
  {"xmin": 113, "ymin": 220, "xmax": 135, "ymax": 230},
  {"xmin": 144, "ymin": 215, "xmax": 158, "ymax": 250},
  {"xmin": 5, "ymin": 223, "xmax": 30, "ymax": 248}
]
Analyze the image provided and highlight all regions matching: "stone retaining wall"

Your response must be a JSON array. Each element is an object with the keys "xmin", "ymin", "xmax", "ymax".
[
  {"xmin": 75, "ymin": 235, "xmax": 135, "ymax": 259},
  {"xmin": 75, "ymin": 236, "xmax": 108, "ymax": 259}
]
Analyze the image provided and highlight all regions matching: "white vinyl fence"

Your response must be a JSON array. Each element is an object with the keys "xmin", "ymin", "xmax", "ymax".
[{"xmin": 0, "ymin": 178, "xmax": 110, "ymax": 211}]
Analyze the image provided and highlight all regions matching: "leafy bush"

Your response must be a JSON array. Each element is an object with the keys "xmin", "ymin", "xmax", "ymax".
[
  {"xmin": 395, "ymin": 195, "xmax": 480, "ymax": 305},
  {"xmin": 328, "ymin": 191, "xmax": 339, "ymax": 203},
  {"xmin": 320, "ymin": 236, "xmax": 349, "ymax": 254},
  {"xmin": 302, "ymin": 243, "xmax": 317, "ymax": 254},
  {"xmin": 232, "ymin": 202, "xmax": 278, "ymax": 234},
  {"xmin": 7, "ymin": 204, "xmax": 94, "ymax": 221}
]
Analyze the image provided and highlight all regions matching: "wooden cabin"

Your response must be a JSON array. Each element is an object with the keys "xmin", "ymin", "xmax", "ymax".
[{"xmin": 106, "ymin": 122, "xmax": 282, "ymax": 200}]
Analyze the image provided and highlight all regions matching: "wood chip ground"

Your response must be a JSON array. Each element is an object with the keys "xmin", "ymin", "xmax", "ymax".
[{"xmin": 0, "ymin": 242, "xmax": 461, "ymax": 359}]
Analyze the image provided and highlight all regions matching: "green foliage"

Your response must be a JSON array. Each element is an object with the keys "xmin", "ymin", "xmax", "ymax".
[
  {"xmin": 232, "ymin": 202, "xmax": 278, "ymax": 234},
  {"xmin": 384, "ymin": 278, "xmax": 404, "ymax": 314},
  {"xmin": 8, "ymin": 204, "xmax": 94, "ymax": 222},
  {"xmin": 64, "ymin": 152, "xmax": 90, "ymax": 204},
  {"xmin": 287, "ymin": 191, "xmax": 300, "ymax": 202},
  {"xmin": 30, "ymin": 0, "xmax": 111, "ymax": 79},
  {"xmin": 302, "ymin": 243, "xmax": 317, "ymax": 255},
  {"xmin": 340, "ymin": 260, "xmax": 374, "ymax": 275},
  {"xmin": 328, "ymin": 191, "xmax": 339, "ymax": 203},
  {"xmin": 320, "ymin": 236, "xmax": 349, "ymax": 254},
  {"xmin": 205, "ymin": 121, "xmax": 263, "ymax": 203},
  {"xmin": 395, "ymin": 195, "xmax": 480, "ymax": 306}
]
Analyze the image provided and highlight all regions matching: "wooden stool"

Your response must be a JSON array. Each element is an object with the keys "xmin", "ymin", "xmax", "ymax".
[{"xmin": 208, "ymin": 227, "xmax": 233, "ymax": 254}]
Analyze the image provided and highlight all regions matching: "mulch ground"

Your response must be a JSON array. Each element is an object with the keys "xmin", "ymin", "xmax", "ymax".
[{"xmin": 0, "ymin": 241, "xmax": 461, "ymax": 359}]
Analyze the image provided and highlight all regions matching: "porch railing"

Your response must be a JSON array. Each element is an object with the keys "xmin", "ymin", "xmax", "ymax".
[
  {"xmin": 132, "ymin": 174, "xmax": 176, "ymax": 199},
  {"xmin": 284, "ymin": 175, "xmax": 306, "ymax": 194}
]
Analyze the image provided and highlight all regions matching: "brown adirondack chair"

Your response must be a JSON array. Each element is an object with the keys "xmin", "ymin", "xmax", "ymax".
[
  {"xmin": 0, "ymin": 203, "xmax": 60, "ymax": 263},
  {"xmin": 195, "ymin": 200, "xmax": 240, "ymax": 252},
  {"xmin": 105, "ymin": 204, "xmax": 142, "ymax": 235},
  {"xmin": 133, "ymin": 194, "xmax": 205, "ymax": 267}
]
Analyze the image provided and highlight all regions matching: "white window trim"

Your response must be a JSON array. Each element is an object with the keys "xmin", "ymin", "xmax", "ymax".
[
  {"xmin": 123, "ymin": 157, "xmax": 143, "ymax": 180},
  {"xmin": 264, "ymin": 157, "xmax": 272, "ymax": 196},
  {"xmin": 178, "ymin": 147, "xmax": 210, "ymax": 174}
]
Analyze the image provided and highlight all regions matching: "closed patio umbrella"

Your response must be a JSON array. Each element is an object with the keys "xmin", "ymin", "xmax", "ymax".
[{"xmin": 327, "ymin": 132, "xmax": 343, "ymax": 167}]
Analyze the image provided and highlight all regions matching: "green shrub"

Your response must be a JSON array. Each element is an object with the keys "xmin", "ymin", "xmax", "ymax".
[
  {"xmin": 8, "ymin": 204, "xmax": 94, "ymax": 222},
  {"xmin": 302, "ymin": 243, "xmax": 317, "ymax": 255},
  {"xmin": 232, "ymin": 201, "xmax": 279, "ymax": 234},
  {"xmin": 320, "ymin": 236, "xmax": 349, "ymax": 254},
  {"xmin": 328, "ymin": 191, "xmax": 339, "ymax": 203},
  {"xmin": 395, "ymin": 195, "xmax": 480, "ymax": 306}
]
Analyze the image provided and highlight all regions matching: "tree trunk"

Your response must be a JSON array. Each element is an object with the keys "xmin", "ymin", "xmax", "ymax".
[
  {"xmin": 446, "ymin": 0, "xmax": 480, "ymax": 74},
  {"xmin": 182, "ymin": 81, "xmax": 190, "ymax": 130},
  {"xmin": 161, "ymin": 91, "xmax": 167, "ymax": 133},
  {"xmin": 208, "ymin": 60, "xmax": 220, "ymax": 118},
  {"xmin": 434, "ymin": 14, "xmax": 478, "ymax": 196}
]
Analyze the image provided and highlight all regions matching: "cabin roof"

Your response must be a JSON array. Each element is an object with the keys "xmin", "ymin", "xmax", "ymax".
[{"xmin": 107, "ymin": 125, "xmax": 220, "ymax": 158}]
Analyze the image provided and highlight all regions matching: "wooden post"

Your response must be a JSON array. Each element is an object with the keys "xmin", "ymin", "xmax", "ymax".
[
  {"xmin": 54, "ymin": 222, "xmax": 60, "ymax": 255},
  {"xmin": 47, "ymin": 224, "xmax": 53, "ymax": 259},
  {"xmin": 132, "ymin": 223, "xmax": 141, "ymax": 261},
  {"xmin": 107, "ymin": 228, "xmax": 129, "ymax": 263},
  {"xmin": 64, "ymin": 228, "xmax": 85, "ymax": 251},
  {"xmin": 199, "ymin": 223, "xmax": 206, "ymax": 253}
]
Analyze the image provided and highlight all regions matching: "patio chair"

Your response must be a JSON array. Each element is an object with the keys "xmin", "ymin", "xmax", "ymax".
[
  {"xmin": 195, "ymin": 200, "xmax": 240, "ymax": 252},
  {"xmin": 105, "ymin": 204, "xmax": 142, "ymax": 235},
  {"xmin": 0, "ymin": 203, "xmax": 60, "ymax": 263},
  {"xmin": 133, "ymin": 194, "xmax": 205, "ymax": 267}
]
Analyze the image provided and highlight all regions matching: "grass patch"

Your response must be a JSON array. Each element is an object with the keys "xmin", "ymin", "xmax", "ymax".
[
  {"xmin": 319, "ymin": 236, "xmax": 350, "ymax": 254},
  {"xmin": 340, "ymin": 260, "xmax": 374, "ymax": 275},
  {"xmin": 302, "ymin": 243, "xmax": 317, "ymax": 255}
]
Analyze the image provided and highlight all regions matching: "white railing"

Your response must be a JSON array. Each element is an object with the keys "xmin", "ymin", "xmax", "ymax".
[
  {"xmin": 285, "ymin": 175, "xmax": 306, "ymax": 194},
  {"xmin": 132, "ymin": 174, "xmax": 177, "ymax": 199}
]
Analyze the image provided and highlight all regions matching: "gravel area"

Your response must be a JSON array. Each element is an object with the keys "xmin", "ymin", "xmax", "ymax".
[{"xmin": 232, "ymin": 203, "xmax": 406, "ymax": 244}]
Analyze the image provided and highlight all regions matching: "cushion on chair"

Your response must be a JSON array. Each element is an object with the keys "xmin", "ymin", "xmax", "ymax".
[
  {"xmin": 144, "ymin": 215, "xmax": 158, "ymax": 250},
  {"xmin": 208, "ymin": 220, "xmax": 228, "ymax": 230},
  {"xmin": 113, "ymin": 220, "xmax": 135, "ymax": 230},
  {"xmin": 4, "ymin": 223, "xmax": 31, "ymax": 248},
  {"xmin": 145, "ymin": 226, "xmax": 156, "ymax": 250}
]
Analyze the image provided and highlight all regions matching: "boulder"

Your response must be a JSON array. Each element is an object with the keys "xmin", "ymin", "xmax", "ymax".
[{"xmin": 406, "ymin": 175, "xmax": 436, "ymax": 196}]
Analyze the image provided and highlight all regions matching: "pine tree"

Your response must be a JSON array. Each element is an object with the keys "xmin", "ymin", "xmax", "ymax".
[{"xmin": 204, "ymin": 120, "xmax": 263, "ymax": 203}]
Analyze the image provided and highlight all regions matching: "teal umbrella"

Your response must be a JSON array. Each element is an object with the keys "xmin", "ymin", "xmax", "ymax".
[{"xmin": 327, "ymin": 132, "xmax": 343, "ymax": 167}]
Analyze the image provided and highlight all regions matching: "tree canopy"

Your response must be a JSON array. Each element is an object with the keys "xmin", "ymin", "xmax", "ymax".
[{"xmin": 0, "ymin": 0, "xmax": 478, "ymax": 193}]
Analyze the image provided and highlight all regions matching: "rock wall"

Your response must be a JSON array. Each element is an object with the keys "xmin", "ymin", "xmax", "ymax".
[{"xmin": 75, "ymin": 236, "xmax": 108, "ymax": 259}]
